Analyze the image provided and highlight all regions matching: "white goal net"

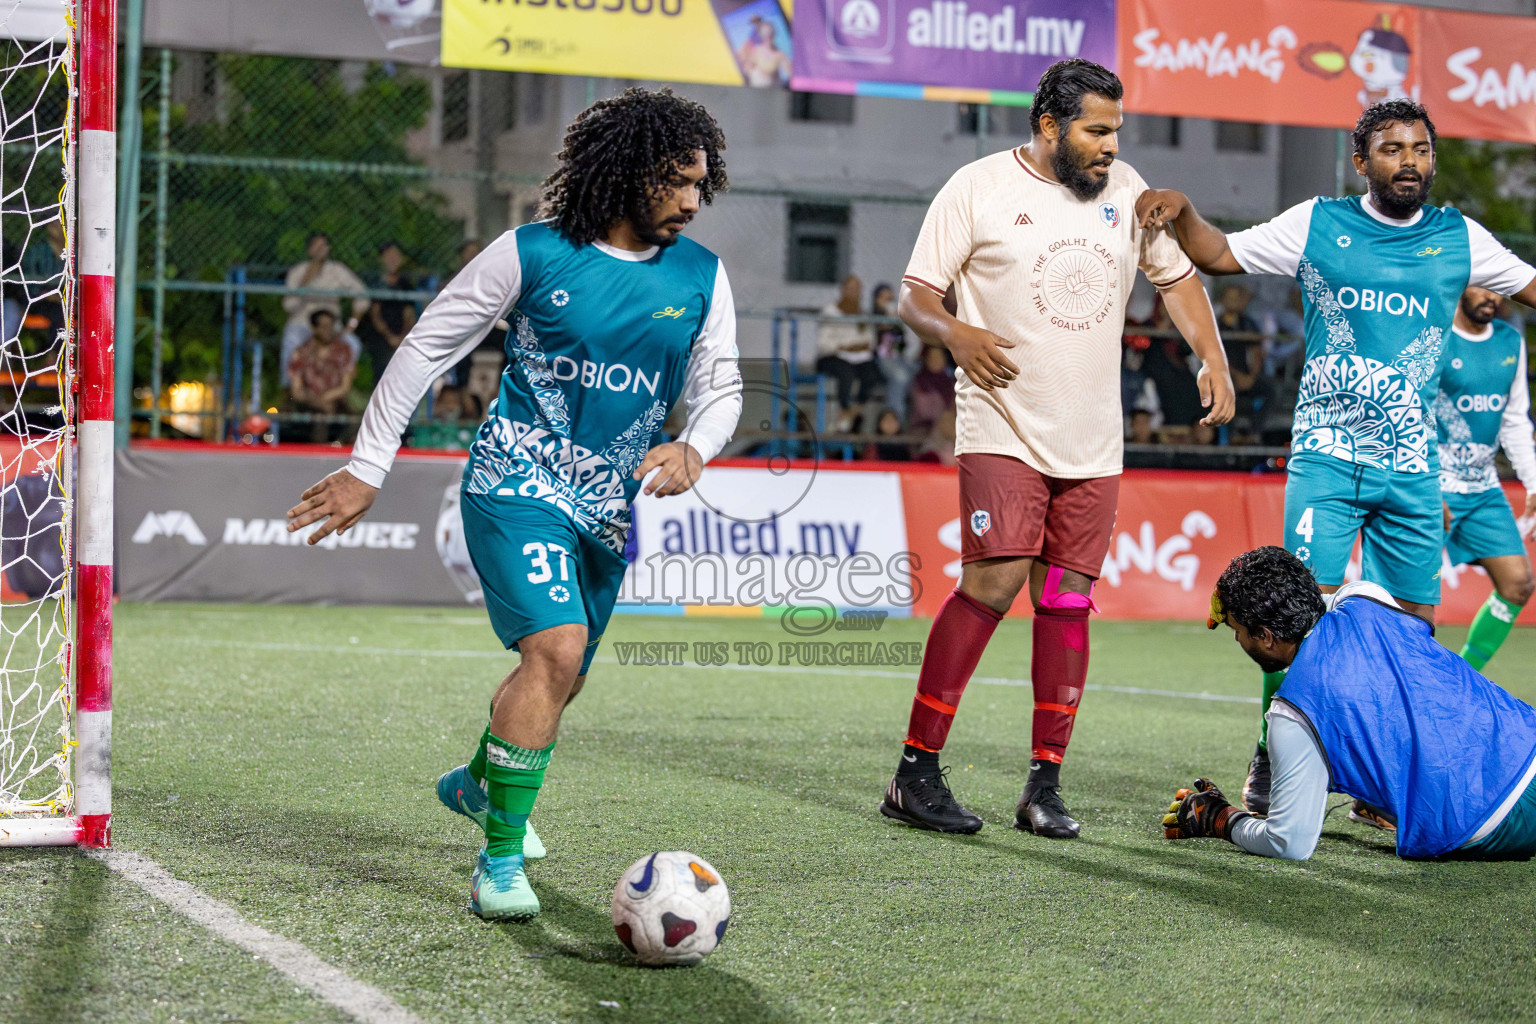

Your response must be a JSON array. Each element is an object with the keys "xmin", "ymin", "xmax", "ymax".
[{"xmin": 0, "ymin": 0, "xmax": 75, "ymax": 828}]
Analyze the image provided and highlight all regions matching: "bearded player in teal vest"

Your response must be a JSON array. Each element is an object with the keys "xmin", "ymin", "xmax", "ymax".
[
  {"xmin": 1162, "ymin": 546, "xmax": 1536, "ymax": 862},
  {"xmin": 1138, "ymin": 100, "xmax": 1536, "ymax": 821},
  {"xmin": 286, "ymin": 89, "xmax": 742, "ymax": 920},
  {"xmin": 1438, "ymin": 285, "xmax": 1536, "ymax": 670}
]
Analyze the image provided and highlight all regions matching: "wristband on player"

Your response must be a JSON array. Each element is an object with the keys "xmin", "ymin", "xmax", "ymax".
[{"xmin": 1161, "ymin": 778, "xmax": 1255, "ymax": 842}]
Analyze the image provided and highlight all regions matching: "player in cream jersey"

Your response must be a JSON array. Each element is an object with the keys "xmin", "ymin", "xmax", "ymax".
[{"xmin": 881, "ymin": 59, "xmax": 1235, "ymax": 840}]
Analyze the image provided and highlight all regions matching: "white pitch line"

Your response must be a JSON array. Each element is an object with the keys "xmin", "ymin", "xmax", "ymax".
[
  {"xmin": 91, "ymin": 850, "xmax": 424, "ymax": 1024},
  {"xmin": 200, "ymin": 639, "xmax": 1259, "ymax": 706}
]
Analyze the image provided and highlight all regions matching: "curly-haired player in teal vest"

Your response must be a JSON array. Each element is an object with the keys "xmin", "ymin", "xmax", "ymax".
[
  {"xmin": 287, "ymin": 89, "xmax": 742, "ymax": 920},
  {"xmin": 1437, "ymin": 286, "xmax": 1536, "ymax": 670},
  {"xmin": 1138, "ymin": 100, "xmax": 1536, "ymax": 824}
]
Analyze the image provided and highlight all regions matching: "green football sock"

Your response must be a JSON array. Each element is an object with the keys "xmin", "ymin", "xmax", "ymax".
[
  {"xmin": 467, "ymin": 723, "xmax": 491, "ymax": 786},
  {"xmin": 483, "ymin": 733, "xmax": 554, "ymax": 858},
  {"xmin": 1258, "ymin": 670, "xmax": 1286, "ymax": 752},
  {"xmin": 1460, "ymin": 592, "xmax": 1523, "ymax": 671}
]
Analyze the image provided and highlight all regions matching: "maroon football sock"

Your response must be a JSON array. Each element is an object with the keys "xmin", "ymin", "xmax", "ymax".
[
  {"xmin": 1030, "ymin": 604, "xmax": 1090, "ymax": 763},
  {"xmin": 905, "ymin": 589, "xmax": 1003, "ymax": 752}
]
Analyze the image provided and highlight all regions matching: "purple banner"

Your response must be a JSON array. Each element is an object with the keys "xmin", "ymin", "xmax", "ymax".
[{"xmin": 791, "ymin": 0, "xmax": 1117, "ymax": 99}]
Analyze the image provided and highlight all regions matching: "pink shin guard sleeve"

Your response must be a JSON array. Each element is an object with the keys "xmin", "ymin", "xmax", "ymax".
[
  {"xmin": 905, "ymin": 589, "xmax": 1003, "ymax": 751},
  {"xmin": 1031, "ymin": 567, "xmax": 1092, "ymax": 763}
]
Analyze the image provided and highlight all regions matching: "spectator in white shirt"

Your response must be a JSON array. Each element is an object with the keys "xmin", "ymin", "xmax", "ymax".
[
  {"xmin": 281, "ymin": 232, "xmax": 368, "ymax": 384},
  {"xmin": 816, "ymin": 274, "xmax": 883, "ymax": 433}
]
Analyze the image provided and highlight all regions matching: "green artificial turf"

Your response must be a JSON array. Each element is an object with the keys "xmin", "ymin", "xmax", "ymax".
[{"xmin": 5, "ymin": 605, "xmax": 1536, "ymax": 1023}]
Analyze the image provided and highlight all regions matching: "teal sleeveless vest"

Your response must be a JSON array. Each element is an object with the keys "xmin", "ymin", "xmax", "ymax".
[
  {"xmin": 1436, "ymin": 319, "xmax": 1525, "ymax": 493},
  {"xmin": 463, "ymin": 222, "xmax": 721, "ymax": 552},
  {"xmin": 1292, "ymin": 196, "xmax": 1472, "ymax": 474}
]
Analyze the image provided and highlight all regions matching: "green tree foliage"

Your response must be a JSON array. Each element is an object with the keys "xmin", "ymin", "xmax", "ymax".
[
  {"xmin": 1432, "ymin": 138, "xmax": 1536, "ymax": 242},
  {"xmin": 140, "ymin": 55, "xmax": 464, "ymax": 390}
]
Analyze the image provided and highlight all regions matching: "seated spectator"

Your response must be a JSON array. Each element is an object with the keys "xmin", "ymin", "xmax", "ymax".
[
  {"xmin": 915, "ymin": 409, "xmax": 957, "ymax": 466},
  {"xmin": 1140, "ymin": 299, "xmax": 1207, "ymax": 431},
  {"xmin": 287, "ymin": 310, "xmax": 357, "ymax": 443},
  {"xmin": 816, "ymin": 274, "xmax": 883, "ymax": 433},
  {"xmin": 909, "ymin": 343, "xmax": 956, "ymax": 435},
  {"xmin": 356, "ymin": 241, "xmax": 417, "ymax": 385},
  {"xmin": 281, "ymin": 232, "xmax": 367, "ymax": 384},
  {"xmin": 435, "ymin": 386, "xmax": 469, "ymax": 422},
  {"xmin": 1216, "ymin": 283, "xmax": 1273, "ymax": 432},
  {"xmin": 872, "ymin": 283, "xmax": 920, "ymax": 424},
  {"xmin": 1129, "ymin": 408, "xmax": 1156, "ymax": 445},
  {"xmin": 863, "ymin": 408, "xmax": 913, "ymax": 462}
]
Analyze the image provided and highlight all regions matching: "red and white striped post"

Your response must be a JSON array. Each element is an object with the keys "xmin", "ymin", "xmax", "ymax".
[{"xmin": 75, "ymin": 0, "xmax": 116, "ymax": 848}]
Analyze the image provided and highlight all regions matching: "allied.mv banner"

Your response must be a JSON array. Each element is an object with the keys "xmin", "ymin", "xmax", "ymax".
[{"xmin": 792, "ymin": 0, "xmax": 1116, "ymax": 103}]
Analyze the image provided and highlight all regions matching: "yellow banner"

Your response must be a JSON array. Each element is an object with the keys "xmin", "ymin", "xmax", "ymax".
[{"xmin": 441, "ymin": 0, "xmax": 794, "ymax": 88}]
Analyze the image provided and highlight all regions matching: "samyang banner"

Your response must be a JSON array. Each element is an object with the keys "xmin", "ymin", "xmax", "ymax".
[
  {"xmin": 1119, "ymin": 0, "xmax": 1425, "ymax": 130},
  {"xmin": 1419, "ymin": 7, "xmax": 1536, "ymax": 145},
  {"xmin": 1120, "ymin": 0, "xmax": 1536, "ymax": 144},
  {"xmin": 791, "ymin": 0, "xmax": 1116, "ymax": 103},
  {"xmin": 441, "ymin": 0, "xmax": 796, "ymax": 87}
]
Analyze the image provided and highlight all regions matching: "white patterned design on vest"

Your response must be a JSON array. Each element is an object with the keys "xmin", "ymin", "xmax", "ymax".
[
  {"xmin": 1293, "ymin": 353, "xmax": 1431, "ymax": 473},
  {"xmin": 600, "ymin": 400, "xmax": 668, "ymax": 476},
  {"xmin": 1299, "ymin": 258, "xmax": 1356, "ymax": 354},
  {"xmin": 1435, "ymin": 393, "xmax": 1500, "ymax": 493},
  {"xmin": 511, "ymin": 314, "xmax": 572, "ymax": 436}
]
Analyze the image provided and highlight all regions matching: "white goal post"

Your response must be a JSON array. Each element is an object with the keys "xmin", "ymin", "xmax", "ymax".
[{"xmin": 0, "ymin": 0, "xmax": 115, "ymax": 847}]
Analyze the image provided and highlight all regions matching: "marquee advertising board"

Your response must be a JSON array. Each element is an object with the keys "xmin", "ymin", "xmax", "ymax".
[{"xmin": 117, "ymin": 445, "xmax": 1532, "ymax": 626}]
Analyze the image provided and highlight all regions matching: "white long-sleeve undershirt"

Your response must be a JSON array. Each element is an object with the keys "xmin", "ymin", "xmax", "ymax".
[{"xmin": 1497, "ymin": 340, "xmax": 1536, "ymax": 493}]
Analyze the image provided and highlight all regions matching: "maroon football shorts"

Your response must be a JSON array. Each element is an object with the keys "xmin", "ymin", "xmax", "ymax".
[{"xmin": 957, "ymin": 452, "xmax": 1120, "ymax": 579}]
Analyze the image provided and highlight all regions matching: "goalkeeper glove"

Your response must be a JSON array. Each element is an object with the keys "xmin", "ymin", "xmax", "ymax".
[{"xmin": 1162, "ymin": 778, "xmax": 1255, "ymax": 842}]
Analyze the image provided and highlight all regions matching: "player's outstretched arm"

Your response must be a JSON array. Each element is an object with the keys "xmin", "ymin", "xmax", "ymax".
[
  {"xmin": 896, "ymin": 282, "xmax": 1016, "ymax": 390},
  {"xmin": 1160, "ymin": 276, "xmax": 1236, "ymax": 426},
  {"xmin": 288, "ymin": 230, "xmax": 523, "ymax": 544},
  {"xmin": 1136, "ymin": 190, "xmax": 1245, "ymax": 275}
]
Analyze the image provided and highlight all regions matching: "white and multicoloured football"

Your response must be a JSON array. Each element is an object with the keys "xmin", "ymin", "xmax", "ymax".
[{"xmin": 611, "ymin": 851, "xmax": 731, "ymax": 966}]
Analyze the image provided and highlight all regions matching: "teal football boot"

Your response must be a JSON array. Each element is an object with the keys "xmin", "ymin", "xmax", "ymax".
[
  {"xmin": 436, "ymin": 765, "xmax": 546, "ymax": 859},
  {"xmin": 470, "ymin": 848, "xmax": 540, "ymax": 920}
]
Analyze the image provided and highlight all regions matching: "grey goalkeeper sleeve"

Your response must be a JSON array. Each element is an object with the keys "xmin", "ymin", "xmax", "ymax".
[{"xmin": 1228, "ymin": 710, "xmax": 1330, "ymax": 860}]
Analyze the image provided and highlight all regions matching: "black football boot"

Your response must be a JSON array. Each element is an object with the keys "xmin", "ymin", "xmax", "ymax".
[
  {"xmin": 880, "ymin": 767, "xmax": 984, "ymax": 834},
  {"xmin": 1014, "ymin": 760, "xmax": 1081, "ymax": 839}
]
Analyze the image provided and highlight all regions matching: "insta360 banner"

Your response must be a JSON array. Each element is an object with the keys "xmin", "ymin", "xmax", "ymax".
[
  {"xmin": 440, "ymin": 0, "xmax": 796, "ymax": 87},
  {"xmin": 1120, "ymin": 0, "xmax": 1536, "ymax": 143}
]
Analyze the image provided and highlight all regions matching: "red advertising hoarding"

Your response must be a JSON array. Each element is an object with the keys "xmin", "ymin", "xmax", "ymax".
[{"xmin": 1119, "ymin": 0, "xmax": 1536, "ymax": 143}]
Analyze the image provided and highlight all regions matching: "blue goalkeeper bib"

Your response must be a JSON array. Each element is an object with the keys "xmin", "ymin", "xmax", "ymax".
[
  {"xmin": 463, "ymin": 222, "xmax": 721, "ymax": 553},
  {"xmin": 1278, "ymin": 595, "xmax": 1536, "ymax": 859},
  {"xmin": 1292, "ymin": 196, "xmax": 1472, "ymax": 474},
  {"xmin": 1436, "ymin": 319, "xmax": 1525, "ymax": 494}
]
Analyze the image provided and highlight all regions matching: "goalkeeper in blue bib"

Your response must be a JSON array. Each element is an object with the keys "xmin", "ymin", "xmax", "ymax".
[
  {"xmin": 1163, "ymin": 546, "xmax": 1536, "ymax": 862},
  {"xmin": 287, "ymin": 89, "xmax": 742, "ymax": 920},
  {"xmin": 1437, "ymin": 285, "xmax": 1536, "ymax": 670},
  {"xmin": 1138, "ymin": 100, "xmax": 1536, "ymax": 820}
]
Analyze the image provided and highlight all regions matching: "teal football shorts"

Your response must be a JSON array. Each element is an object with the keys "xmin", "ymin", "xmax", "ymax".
[
  {"xmin": 1443, "ymin": 488, "xmax": 1527, "ymax": 567},
  {"xmin": 1283, "ymin": 451, "xmax": 1444, "ymax": 606},
  {"xmin": 460, "ymin": 489, "xmax": 628, "ymax": 675}
]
